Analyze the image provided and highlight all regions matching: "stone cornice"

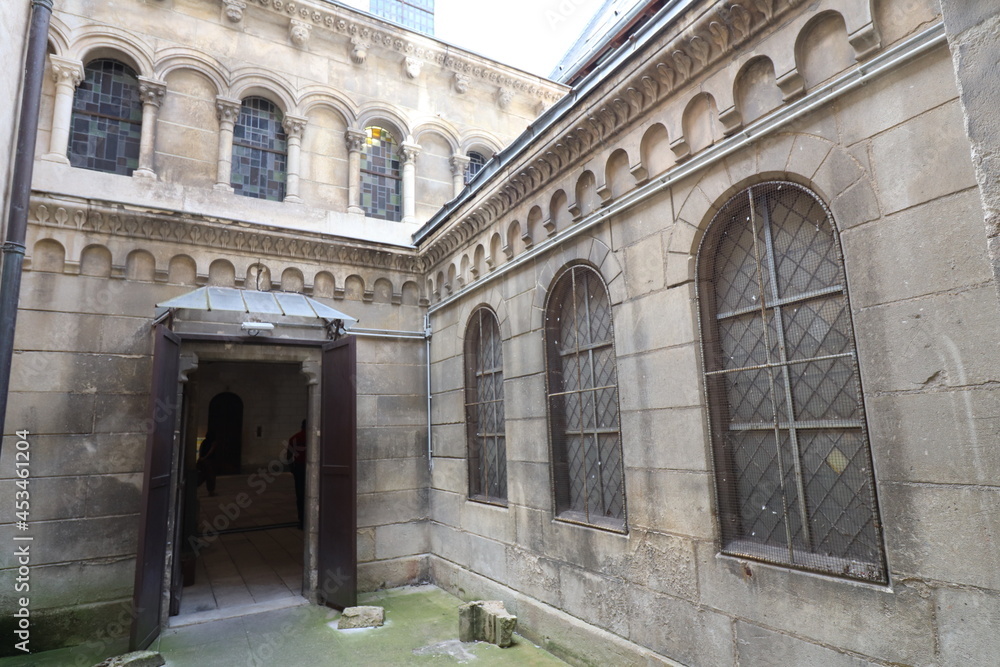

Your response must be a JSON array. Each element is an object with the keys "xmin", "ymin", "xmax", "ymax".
[
  {"xmin": 28, "ymin": 195, "xmax": 423, "ymax": 274},
  {"xmin": 243, "ymin": 0, "xmax": 566, "ymax": 103},
  {"xmin": 417, "ymin": 0, "xmax": 878, "ymax": 268}
]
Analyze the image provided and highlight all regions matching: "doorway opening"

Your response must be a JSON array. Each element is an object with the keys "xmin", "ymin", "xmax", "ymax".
[{"xmin": 175, "ymin": 361, "xmax": 309, "ymax": 621}]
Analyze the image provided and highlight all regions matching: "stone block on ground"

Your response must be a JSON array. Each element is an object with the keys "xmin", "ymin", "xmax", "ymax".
[
  {"xmin": 338, "ymin": 605, "xmax": 385, "ymax": 629},
  {"xmin": 458, "ymin": 600, "xmax": 517, "ymax": 648},
  {"xmin": 92, "ymin": 651, "xmax": 165, "ymax": 667}
]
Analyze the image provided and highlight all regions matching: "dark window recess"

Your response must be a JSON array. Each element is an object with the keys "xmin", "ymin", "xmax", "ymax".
[
  {"xmin": 231, "ymin": 97, "xmax": 287, "ymax": 201},
  {"xmin": 698, "ymin": 181, "xmax": 886, "ymax": 583},
  {"xmin": 465, "ymin": 307, "xmax": 508, "ymax": 504},
  {"xmin": 465, "ymin": 151, "xmax": 487, "ymax": 185},
  {"xmin": 545, "ymin": 265, "xmax": 626, "ymax": 531},
  {"xmin": 69, "ymin": 59, "xmax": 143, "ymax": 176}
]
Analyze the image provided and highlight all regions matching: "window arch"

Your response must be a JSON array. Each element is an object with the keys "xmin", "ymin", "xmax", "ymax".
[
  {"xmin": 231, "ymin": 97, "xmax": 287, "ymax": 201},
  {"xmin": 697, "ymin": 181, "xmax": 885, "ymax": 582},
  {"xmin": 464, "ymin": 307, "xmax": 507, "ymax": 503},
  {"xmin": 465, "ymin": 150, "xmax": 487, "ymax": 184},
  {"xmin": 544, "ymin": 264, "xmax": 625, "ymax": 530},
  {"xmin": 361, "ymin": 126, "xmax": 402, "ymax": 221},
  {"xmin": 69, "ymin": 59, "xmax": 143, "ymax": 175}
]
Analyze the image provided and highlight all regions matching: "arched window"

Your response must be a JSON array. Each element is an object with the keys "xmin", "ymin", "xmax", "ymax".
[
  {"xmin": 465, "ymin": 151, "xmax": 487, "ymax": 184},
  {"xmin": 361, "ymin": 126, "xmax": 402, "ymax": 221},
  {"xmin": 231, "ymin": 97, "xmax": 287, "ymax": 201},
  {"xmin": 69, "ymin": 59, "xmax": 143, "ymax": 175},
  {"xmin": 698, "ymin": 181, "xmax": 885, "ymax": 582},
  {"xmin": 464, "ymin": 307, "xmax": 507, "ymax": 503},
  {"xmin": 544, "ymin": 265, "xmax": 625, "ymax": 530}
]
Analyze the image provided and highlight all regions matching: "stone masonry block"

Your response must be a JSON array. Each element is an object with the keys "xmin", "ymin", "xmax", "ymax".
[
  {"xmin": 622, "ymin": 233, "xmax": 665, "ymax": 298},
  {"xmin": 613, "ymin": 284, "xmax": 696, "ymax": 358},
  {"xmin": 620, "ymin": 406, "xmax": 708, "ymax": 472},
  {"xmin": 870, "ymin": 100, "xmax": 978, "ymax": 215},
  {"xmin": 735, "ymin": 621, "xmax": 878, "ymax": 667},
  {"xmin": 337, "ymin": 605, "xmax": 385, "ymax": 629},
  {"xmin": 936, "ymin": 586, "xmax": 1000, "ymax": 666},
  {"xmin": 617, "ymin": 344, "xmax": 703, "ymax": 412},
  {"xmin": 840, "ymin": 189, "xmax": 991, "ymax": 307},
  {"xmin": 458, "ymin": 600, "xmax": 516, "ymax": 647}
]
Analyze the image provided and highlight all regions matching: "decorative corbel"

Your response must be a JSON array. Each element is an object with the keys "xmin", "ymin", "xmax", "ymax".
[
  {"xmin": 222, "ymin": 0, "xmax": 246, "ymax": 23},
  {"xmin": 290, "ymin": 19, "xmax": 311, "ymax": 47}
]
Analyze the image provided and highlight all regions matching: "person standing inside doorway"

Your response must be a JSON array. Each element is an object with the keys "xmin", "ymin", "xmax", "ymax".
[
  {"xmin": 286, "ymin": 420, "xmax": 307, "ymax": 529},
  {"xmin": 197, "ymin": 431, "xmax": 219, "ymax": 497}
]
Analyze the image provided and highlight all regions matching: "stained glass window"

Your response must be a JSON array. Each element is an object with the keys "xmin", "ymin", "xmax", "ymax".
[
  {"xmin": 465, "ymin": 307, "xmax": 507, "ymax": 504},
  {"xmin": 231, "ymin": 97, "xmax": 287, "ymax": 201},
  {"xmin": 545, "ymin": 265, "xmax": 626, "ymax": 531},
  {"xmin": 465, "ymin": 151, "xmax": 487, "ymax": 184},
  {"xmin": 698, "ymin": 181, "xmax": 886, "ymax": 582},
  {"xmin": 370, "ymin": 0, "xmax": 434, "ymax": 35},
  {"xmin": 69, "ymin": 59, "xmax": 143, "ymax": 175},
  {"xmin": 361, "ymin": 126, "xmax": 402, "ymax": 221}
]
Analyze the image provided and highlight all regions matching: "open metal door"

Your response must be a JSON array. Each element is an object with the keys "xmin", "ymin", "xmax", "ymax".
[
  {"xmin": 130, "ymin": 324, "xmax": 181, "ymax": 649},
  {"xmin": 318, "ymin": 335, "xmax": 358, "ymax": 610}
]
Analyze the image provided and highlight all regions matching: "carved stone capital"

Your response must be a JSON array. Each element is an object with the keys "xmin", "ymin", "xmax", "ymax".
[
  {"xmin": 351, "ymin": 37, "xmax": 369, "ymax": 65},
  {"xmin": 453, "ymin": 73, "xmax": 469, "ymax": 94},
  {"xmin": 345, "ymin": 129, "xmax": 366, "ymax": 153},
  {"xmin": 496, "ymin": 87, "xmax": 513, "ymax": 109},
  {"xmin": 137, "ymin": 77, "xmax": 167, "ymax": 107},
  {"xmin": 404, "ymin": 56, "xmax": 422, "ymax": 79},
  {"xmin": 223, "ymin": 0, "xmax": 246, "ymax": 22},
  {"xmin": 49, "ymin": 55, "xmax": 84, "ymax": 89},
  {"xmin": 216, "ymin": 96, "xmax": 242, "ymax": 124},
  {"xmin": 282, "ymin": 114, "xmax": 308, "ymax": 139},
  {"xmin": 400, "ymin": 142, "xmax": 421, "ymax": 164},
  {"xmin": 290, "ymin": 19, "xmax": 311, "ymax": 47},
  {"xmin": 450, "ymin": 154, "xmax": 470, "ymax": 176}
]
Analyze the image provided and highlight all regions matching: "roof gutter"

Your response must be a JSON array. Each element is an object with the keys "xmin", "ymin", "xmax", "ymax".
[{"xmin": 411, "ymin": 0, "xmax": 698, "ymax": 247}]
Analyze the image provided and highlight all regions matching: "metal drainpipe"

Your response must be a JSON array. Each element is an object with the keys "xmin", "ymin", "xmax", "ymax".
[
  {"xmin": 0, "ymin": 0, "xmax": 55, "ymax": 443},
  {"xmin": 424, "ymin": 313, "xmax": 433, "ymax": 470}
]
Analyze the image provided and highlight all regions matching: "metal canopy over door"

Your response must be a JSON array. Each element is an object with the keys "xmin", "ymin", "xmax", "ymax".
[
  {"xmin": 130, "ymin": 324, "xmax": 181, "ymax": 649},
  {"xmin": 318, "ymin": 335, "xmax": 358, "ymax": 609}
]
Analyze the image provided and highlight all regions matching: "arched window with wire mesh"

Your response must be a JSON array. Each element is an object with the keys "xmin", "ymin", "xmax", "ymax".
[
  {"xmin": 69, "ymin": 59, "xmax": 143, "ymax": 175},
  {"xmin": 544, "ymin": 264, "xmax": 625, "ymax": 531},
  {"xmin": 231, "ymin": 97, "xmax": 287, "ymax": 201},
  {"xmin": 465, "ymin": 151, "xmax": 487, "ymax": 184},
  {"xmin": 362, "ymin": 126, "xmax": 402, "ymax": 221},
  {"xmin": 464, "ymin": 307, "xmax": 507, "ymax": 503},
  {"xmin": 697, "ymin": 181, "xmax": 885, "ymax": 582}
]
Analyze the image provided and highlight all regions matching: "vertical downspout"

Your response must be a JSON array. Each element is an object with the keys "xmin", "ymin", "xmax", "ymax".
[
  {"xmin": 0, "ymin": 0, "xmax": 55, "ymax": 442},
  {"xmin": 424, "ymin": 313, "xmax": 433, "ymax": 470}
]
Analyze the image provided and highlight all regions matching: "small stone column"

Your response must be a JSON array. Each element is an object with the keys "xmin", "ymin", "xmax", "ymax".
[
  {"xmin": 450, "ymin": 154, "xmax": 470, "ymax": 198},
  {"xmin": 400, "ymin": 142, "xmax": 420, "ymax": 223},
  {"xmin": 43, "ymin": 55, "xmax": 84, "ymax": 164},
  {"xmin": 345, "ymin": 129, "xmax": 366, "ymax": 215},
  {"xmin": 282, "ymin": 114, "xmax": 307, "ymax": 203},
  {"xmin": 214, "ymin": 96, "xmax": 242, "ymax": 193},
  {"xmin": 134, "ymin": 77, "xmax": 167, "ymax": 179}
]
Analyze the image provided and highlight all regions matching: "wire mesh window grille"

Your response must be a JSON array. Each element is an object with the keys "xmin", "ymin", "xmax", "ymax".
[
  {"xmin": 465, "ymin": 307, "xmax": 507, "ymax": 503},
  {"xmin": 465, "ymin": 151, "xmax": 487, "ymax": 184},
  {"xmin": 361, "ymin": 126, "xmax": 403, "ymax": 221},
  {"xmin": 545, "ymin": 265, "xmax": 626, "ymax": 531},
  {"xmin": 69, "ymin": 59, "xmax": 143, "ymax": 176},
  {"xmin": 370, "ymin": 0, "xmax": 434, "ymax": 35},
  {"xmin": 231, "ymin": 97, "xmax": 287, "ymax": 201},
  {"xmin": 698, "ymin": 181, "xmax": 886, "ymax": 582}
]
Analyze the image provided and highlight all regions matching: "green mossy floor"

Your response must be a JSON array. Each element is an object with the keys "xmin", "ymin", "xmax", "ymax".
[{"xmin": 1, "ymin": 585, "xmax": 568, "ymax": 666}]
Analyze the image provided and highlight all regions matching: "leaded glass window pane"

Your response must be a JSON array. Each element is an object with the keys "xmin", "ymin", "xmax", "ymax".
[
  {"xmin": 69, "ymin": 59, "xmax": 142, "ymax": 175},
  {"xmin": 361, "ymin": 126, "xmax": 402, "ymax": 221},
  {"xmin": 231, "ymin": 97, "xmax": 287, "ymax": 201},
  {"xmin": 465, "ymin": 151, "xmax": 487, "ymax": 184},
  {"xmin": 698, "ymin": 181, "xmax": 886, "ymax": 583},
  {"xmin": 465, "ymin": 307, "xmax": 507, "ymax": 503},
  {"xmin": 545, "ymin": 265, "xmax": 625, "ymax": 531}
]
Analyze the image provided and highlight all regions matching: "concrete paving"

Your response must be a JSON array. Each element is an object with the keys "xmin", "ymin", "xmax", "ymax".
[{"xmin": 1, "ymin": 585, "xmax": 568, "ymax": 666}]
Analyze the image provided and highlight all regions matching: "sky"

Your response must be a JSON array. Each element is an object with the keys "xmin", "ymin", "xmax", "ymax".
[{"xmin": 433, "ymin": 0, "xmax": 609, "ymax": 78}]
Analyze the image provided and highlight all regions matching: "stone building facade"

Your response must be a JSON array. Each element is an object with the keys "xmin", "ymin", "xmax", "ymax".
[{"xmin": 2, "ymin": 0, "xmax": 1000, "ymax": 664}]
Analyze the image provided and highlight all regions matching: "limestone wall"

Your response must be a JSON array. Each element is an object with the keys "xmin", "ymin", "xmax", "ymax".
[
  {"xmin": 0, "ymin": 1, "xmax": 30, "ymax": 236},
  {"xmin": 423, "ymin": 0, "xmax": 1000, "ymax": 664}
]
